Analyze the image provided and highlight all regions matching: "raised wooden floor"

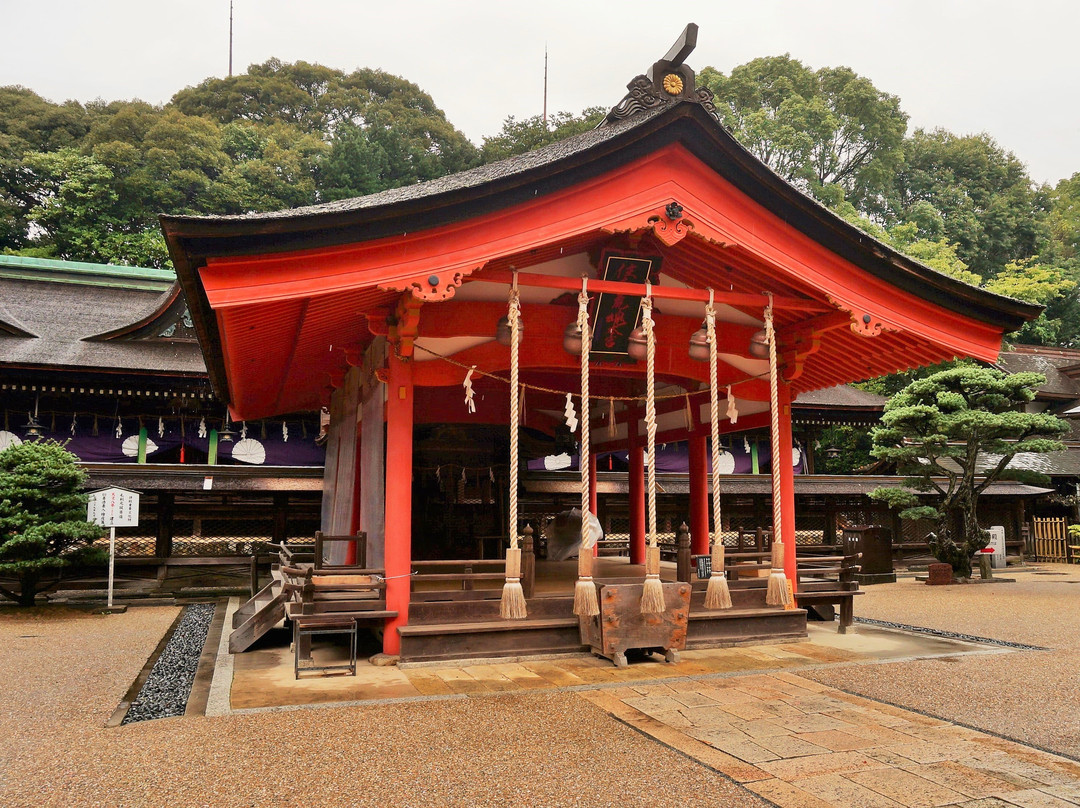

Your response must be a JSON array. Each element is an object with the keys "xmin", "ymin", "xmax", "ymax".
[{"xmin": 399, "ymin": 573, "xmax": 807, "ymax": 663}]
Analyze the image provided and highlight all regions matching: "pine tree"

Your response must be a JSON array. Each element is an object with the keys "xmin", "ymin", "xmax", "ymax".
[
  {"xmin": 870, "ymin": 367, "xmax": 1067, "ymax": 577},
  {"xmin": 0, "ymin": 440, "xmax": 103, "ymax": 605}
]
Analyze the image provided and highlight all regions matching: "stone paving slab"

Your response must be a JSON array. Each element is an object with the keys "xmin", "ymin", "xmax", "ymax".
[{"xmin": 587, "ymin": 672, "xmax": 1080, "ymax": 807}]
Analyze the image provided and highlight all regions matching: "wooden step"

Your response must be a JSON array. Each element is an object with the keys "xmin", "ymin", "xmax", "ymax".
[
  {"xmin": 400, "ymin": 617, "xmax": 578, "ymax": 636},
  {"xmin": 686, "ymin": 606, "xmax": 807, "ymax": 649},
  {"xmin": 408, "ymin": 594, "xmax": 574, "ymax": 624},
  {"xmin": 399, "ymin": 616, "xmax": 585, "ymax": 662}
]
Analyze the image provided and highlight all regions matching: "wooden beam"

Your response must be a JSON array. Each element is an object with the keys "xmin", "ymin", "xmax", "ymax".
[{"xmin": 474, "ymin": 270, "xmax": 829, "ymax": 312}]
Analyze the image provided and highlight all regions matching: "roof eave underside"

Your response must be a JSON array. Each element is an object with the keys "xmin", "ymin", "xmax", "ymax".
[{"xmin": 162, "ymin": 102, "xmax": 1039, "ymax": 406}]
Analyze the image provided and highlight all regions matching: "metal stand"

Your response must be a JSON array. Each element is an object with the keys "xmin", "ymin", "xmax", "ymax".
[{"xmin": 293, "ymin": 619, "xmax": 358, "ymax": 678}]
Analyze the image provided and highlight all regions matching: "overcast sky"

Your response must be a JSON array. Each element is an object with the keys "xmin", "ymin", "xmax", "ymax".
[{"xmin": 2, "ymin": 1, "xmax": 1076, "ymax": 184}]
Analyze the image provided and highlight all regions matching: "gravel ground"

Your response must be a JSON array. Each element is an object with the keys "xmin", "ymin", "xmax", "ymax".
[
  {"xmin": 802, "ymin": 564, "xmax": 1080, "ymax": 759},
  {"xmin": 0, "ymin": 605, "xmax": 767, "ymax": 808}
]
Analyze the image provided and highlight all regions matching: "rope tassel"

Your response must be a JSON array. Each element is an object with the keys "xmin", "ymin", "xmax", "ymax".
[
  {"xmin": 500, "ymin": 546, "xmax": 527, "ymax": 619},
  {"xmin": 704, "ymin": 542, "xmax": 732, "ymax": 609},
  {"xmin": 766, "ymin": 539, "xmax": 792, "ymax": 607},
  {"xmin": 500, "ymin": 276, "xmax": 528, "ymax": 619},
  {"xmin": 574, "ymin": 546, "xmax": 599, "ymax": 618}
]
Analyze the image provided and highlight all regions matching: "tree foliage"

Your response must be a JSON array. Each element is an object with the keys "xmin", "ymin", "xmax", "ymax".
[
  {"xmin": 480, "ymin": 107, "xmax": 607, "ymax": 163},
  {"xmin": 869, "ymin": 367, "xmax": 1066, "ymax": 576},
  {"xmin": 883, "ymin": 129, "xmax": 1046, "ymax": 278},
  {"xmin": 0, "ymin": 440, "xmax": 103, "ymax": 605},
  {"xmin": 699, "ymin": 56, "xmax": 907, "ymax": 208},
  {"xmin": 0, "ymin": 59, "xmax": 479, "ymax": 265}
]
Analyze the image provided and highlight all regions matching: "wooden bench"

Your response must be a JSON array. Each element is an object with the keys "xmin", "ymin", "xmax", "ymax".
[
  {"xmin": 281, "ymin": 564, "xmax": 395, "ymax": 677},
  {"xmin": 794, "ymin": 552, "xmax": 863, "ymax": 634}
]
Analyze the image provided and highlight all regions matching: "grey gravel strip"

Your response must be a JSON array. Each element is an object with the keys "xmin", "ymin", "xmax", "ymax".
[
  {"xmin": 852, "ymin": 616, "xmax": 1048, "ymax": 650},
  {"xmin": 122, "ymin": 603, "xmax": 216, "ymax": 724}
]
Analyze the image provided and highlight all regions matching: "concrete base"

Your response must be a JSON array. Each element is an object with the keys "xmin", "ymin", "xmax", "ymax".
[{"xmin": 856, "ymin": 573, "xmax": 897, "ymax": 585}]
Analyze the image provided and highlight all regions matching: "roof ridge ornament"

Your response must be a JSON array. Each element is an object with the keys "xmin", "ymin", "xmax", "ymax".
[{"xmin": 602, "ymin": 23, "xmax": 718, "ymax": 125}]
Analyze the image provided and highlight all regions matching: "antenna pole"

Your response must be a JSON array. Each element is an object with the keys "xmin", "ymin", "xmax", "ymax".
[
  {"xmin": 543, "ymin": 46, "xmax": 548, "ymax": 126},
  {"xmin": 229, "ymin": 0, "xmax": 234, "ymax": 77}
]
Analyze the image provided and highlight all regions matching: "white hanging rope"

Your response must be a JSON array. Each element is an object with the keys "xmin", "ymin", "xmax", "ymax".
[
  {"xmin": 643, "ymin": 284, "xmax": 657, "ymax": 548},
  {"xmin": 765, "ymin": 295, "xmax": 782, "ymax": 545},
  {"xmin": 501, "ymin": 274, "xmax": 528, "ymax": 619},
  {"xmin": 706, "ymin": 292, "xmax": 722, "ymax": 547},
  {"xmin": 764, "ymin": 293, "xmax": 792, "ymax": 607},
  {"xmin": 508, "ymin": 281, "xmax": 521, "ymax": 551},
  {"xmin": 572, "ymin": 278, "xmax": 599, "ymax": 617},
  {"xmin": 577, "ymin": 277, "xmax": 591, "ymax": 552}
]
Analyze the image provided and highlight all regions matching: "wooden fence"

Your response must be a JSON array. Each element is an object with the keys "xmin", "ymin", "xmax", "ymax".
[{"xmin": 1031, "ymin": 516, "xmax": 1071, "ymax": 563}]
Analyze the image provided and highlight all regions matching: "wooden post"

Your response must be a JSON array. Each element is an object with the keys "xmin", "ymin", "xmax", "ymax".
[
  {"xmin": 249, "ymin": 554, "xmax": 259, "ymax": 599},
  {"xmin": 522, "ymin": 523, "xmax": 535, "ymax": 599},
  {"xmin": 155, "ymin": 493, "xmax": 174, "ymax": 558},
  {"xmin": 676, "ymin": 522, "xmax": 691, "ymax": 583},
  {"xmin": 589, "ymin": 452, "xmax": 599, "ymax": 558},
  {"xmin": 383, "ymin": 349, "xmax": 413, "ymax": 656},
  {"xmin": 824, "ymin": 499, "xmax": 836, "ymax": 545},
  {"xmin": 271, "ymin": 493, "xmax": 288, "ymax": 544},
  {"xmin": 777, "ymin": 380, "xmax": 797, "ymax": 591},
  {"xmin": 688, "ymin": 433, "xmax": 710, "ymax": 556},
  {"xmin": 629, "ymin": 443, "xmax": 646, "ymax": 565}
]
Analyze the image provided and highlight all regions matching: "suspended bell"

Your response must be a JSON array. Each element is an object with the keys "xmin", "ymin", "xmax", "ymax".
[
  {"xmin": 563, "ymin": 321, "xmax": 584, "ymax": 355},
  {"xmin": 749, "ymin": 329, "xmax": 769, "ymax": 359},
  {"xmin": 627, "ymin": 326, "xmax": 647, "ymax": 360},
  {"xmin": 688, "ymin": 321, "xmax": 710, "ymax": 361},
  {"xmin": 495, "ymin": 315, "xmax": 523, "ymax": 347}
]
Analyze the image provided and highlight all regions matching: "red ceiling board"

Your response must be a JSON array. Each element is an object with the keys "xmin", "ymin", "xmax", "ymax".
[{"xmin": 201, "ymin": 143, "xmax": 1011, "ymax": 420}]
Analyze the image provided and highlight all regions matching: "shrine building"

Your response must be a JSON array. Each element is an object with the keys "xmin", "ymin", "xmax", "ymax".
[{"xmin": 162, "ymin": 33, "xmax": 1039, "ymax": 662}]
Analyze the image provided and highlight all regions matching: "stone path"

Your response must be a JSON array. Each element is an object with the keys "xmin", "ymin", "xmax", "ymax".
[
  {"xmin": 219, "ymin": 610, "xmax": 1080, "ymax": 807},
  {"xmin": 581, "ymin": 673, "xmax": 1080, "ymax": 807}
]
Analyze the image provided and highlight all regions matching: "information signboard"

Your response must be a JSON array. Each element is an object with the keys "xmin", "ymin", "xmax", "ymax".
[
  {"xmin": 87, "ymin": 487, "xmax": 140, "ymax": 528},
  {"xmin": 86, "ymin": 487, "xmax": 141, "ymax": 608}
]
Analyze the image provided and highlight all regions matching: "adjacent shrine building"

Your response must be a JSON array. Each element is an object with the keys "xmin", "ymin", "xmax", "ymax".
[{"xmin": 163, "ymin": 39, "xmax": 1038, "ymax": 658}]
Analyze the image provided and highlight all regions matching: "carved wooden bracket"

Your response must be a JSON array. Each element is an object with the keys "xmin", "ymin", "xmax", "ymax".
[
  {"xmin": 379, "ymin": 264, "xmax": 482, "ymax": 301},
  {"xmin": 343, "ymin": 345, "xmax": 363, "ymax": 367},
  {"xmin": 603, "ymin": 205, "xmax": 697, "ymax": 246},
  {"xmin": 388, "ymin": 295, "xmax": 423, "ymax": 358},
  {"xmin": 781, "ymin": 333, "xmax": 822, "ymax": 382},
  {"xmin": 826, "ymin": 297, "xmax": 898, "ymax": 338},
  {"xmin": 849, "ymin": 310, "xmax": 889, "ymax": 337}
]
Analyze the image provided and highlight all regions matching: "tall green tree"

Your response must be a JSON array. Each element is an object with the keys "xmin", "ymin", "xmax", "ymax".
[
  {"xmin": 480, "ymin": 107, "xmax": 607, "ymax": 163},
  {"xmin": 885, "ymin": 128, "xmax": 1046, "ymax": 278},
  {"xmin": 869, "ymin": 367, "xmax": 1066, "ymax": 577},
  {"xmin": 699, "ymin": 56, "xmax": 907, "ymax": 208},
  {"xmin": 0, "ymin": 441, "xmax": 103, "ymax": 606}
]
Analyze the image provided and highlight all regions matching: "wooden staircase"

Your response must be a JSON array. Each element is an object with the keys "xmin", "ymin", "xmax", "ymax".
[
  {"xmin": 229, "ymin": 571, "xmax": 287, "ymax": 653},
  {"xmin": 398, "ymin": 579, "xmax": 806, "ymax": 663}
]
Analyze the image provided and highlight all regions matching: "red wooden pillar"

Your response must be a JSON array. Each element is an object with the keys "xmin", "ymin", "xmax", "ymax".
[
  {"xmin": 383, "ymin": 350, "xmax": 413, "ymax": 655},
  {"xmin": 777, "ymin": 380, "xmax": 797, "ymax": 591},
  {"xmin": 688, "ymin": 433, "xmax": 710, "ymax": 556},
  {"xmin": 589, "ymin": 452, "xmax": 599, "ymax": 557},
  {"xmin": 628, "ymin": 443, "xmax": 646, "ymax": 565}
]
